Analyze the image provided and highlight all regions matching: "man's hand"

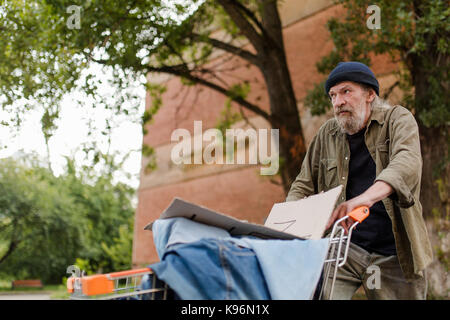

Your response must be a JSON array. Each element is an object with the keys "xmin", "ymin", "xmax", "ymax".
[
  {"xmin": 326, "ymin": 181, "xmax": 394, "ymax": 233},
  {"xmin": 326, "ymin": 194, "xmax": 371, "ymax": 233}
]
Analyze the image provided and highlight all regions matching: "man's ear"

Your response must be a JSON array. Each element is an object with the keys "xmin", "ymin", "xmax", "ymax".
[{"xmin": 366, "ymin": 88, "xmax": 376, "ymax": 103}]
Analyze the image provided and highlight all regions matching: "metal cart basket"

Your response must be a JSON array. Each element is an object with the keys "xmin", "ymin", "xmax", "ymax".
[{"xmin": 67, "ymin": 207, "xmax": 369, "ymax": 300}]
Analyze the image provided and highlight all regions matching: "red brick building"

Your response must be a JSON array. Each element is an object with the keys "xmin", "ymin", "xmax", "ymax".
[{"xmin": 132, "ymin": 0, "xmax": 400, "ymax": 267}]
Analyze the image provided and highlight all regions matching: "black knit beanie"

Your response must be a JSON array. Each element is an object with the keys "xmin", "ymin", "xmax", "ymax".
[{"xmin": 325, "ymin": 61, "xmax": 379, "ymax": 96}]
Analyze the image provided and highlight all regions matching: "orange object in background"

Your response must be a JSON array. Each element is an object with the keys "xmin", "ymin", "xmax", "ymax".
[
  {"xmin": 67, "ymin": 277, "xmax": 75, "ymax": 293},
  {"xmin": 107, "ymin": 268, "xmax": 151, "ymax": 279},
  {"xmin": 67, "ymin": 268, "xmax": 153, "ymax": 296},
  {"xmin": 81, "ymin": 275, "xmax": 114, "ymax": 296}
]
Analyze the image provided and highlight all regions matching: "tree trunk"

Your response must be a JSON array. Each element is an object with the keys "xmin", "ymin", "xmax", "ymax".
[
  {"xmin": 0, "ymin": 240, "xmax": 18, "ymax": 265},
  {"xmin": 410, "ymin": 0, "xmax": 450, "ymax": 220},
  {"xmin": 418, "ymin": 124, "xmax": 450, "ymax": 219},
  {"xmin": 255, "ymin": 0, "xmax": 307, "ymax": 194},
  {"xmin": 260, "ymin": 49, "xmax": 306, "ymax": 194},
  {"xmin": 410, "ymin": 51, "xmax": 449, "ymax": 219}
]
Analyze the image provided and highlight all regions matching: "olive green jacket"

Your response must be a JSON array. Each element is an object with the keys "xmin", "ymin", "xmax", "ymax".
[{"xmin": 286, "ymin": 104, "xmax": 433, "ymax": 279}]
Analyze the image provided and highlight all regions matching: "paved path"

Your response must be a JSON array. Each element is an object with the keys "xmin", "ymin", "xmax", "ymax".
[{"xmin": 0, "ymin": 293, "xmax": 51, "ymax": 300}]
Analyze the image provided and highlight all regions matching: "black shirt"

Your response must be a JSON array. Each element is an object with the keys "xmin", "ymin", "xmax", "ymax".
[{"xmin": 346, "ymin": 128, "xmax": 396, "ymax": 256}]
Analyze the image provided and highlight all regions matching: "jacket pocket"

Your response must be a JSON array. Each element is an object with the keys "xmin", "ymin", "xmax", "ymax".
[
  {"xmin": 323, "ymin": 159, "xmax": 338, "ymax": 189},
  {"xmin": 376, "ymin": 140, "xmax": 390, "ymax": 169}
]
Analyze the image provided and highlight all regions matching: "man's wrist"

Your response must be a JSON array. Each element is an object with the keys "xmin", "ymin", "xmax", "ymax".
[
  {"xmin": 356, "ymin": 192, "xmax": 375, "ymax": 208},
  {"xmin": 362, "ymin": 181, "xmax": 394, "ymax": 207}
]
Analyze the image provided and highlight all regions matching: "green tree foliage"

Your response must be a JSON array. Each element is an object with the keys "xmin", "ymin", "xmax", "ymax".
[
  {"xmin": 0, "ymin": 1, "xmax": 145, "ymax": 167},
  {"xmin": 100, "ymin": 217, "xmax": 134, "ymax": 272},
  {"xmin": 0, "ymin": 157, "xmax": 81, "ymax": 283},
  {"xmin": 0, "ymin": 0, "xmax": 82, "ymax": 146},
  {"xmin": 1, "ymin": 0, "xmax": 308, "ymax": 191},
  {"xmin": 0, "ymin": 155, "xmax": 135, "ymax": 284},
  {"xmin": 61, "ymin": 155, "xmax": 136, "ymax": 274}
]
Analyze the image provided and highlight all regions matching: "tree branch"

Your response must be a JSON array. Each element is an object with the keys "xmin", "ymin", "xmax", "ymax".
[
  {"xmin": 230, "ymin": 0, "xmax": 265, "ymax": 34},
  {"xmin": 259, "ymin": 0, "xmax": 284, "ymax": 50},
  {"xmin": 191, "ymin": 32, "xmax": 260, "ymax": 66},
  {"xmin": 0, "ymin": 239, "xmax": 18, "ymax": 265},
  {"xmin": 217, "ymin": 0, "xmax": 264, "ymax": 53},
  {"xmin": 238, "ymin": 105, "xmax": 258, "ymax": 131},
  {"xmin": 174, "ymin": 85, "xmax": 204, "ymax": 128},
  {"xmin": 145, "ymin": 64, "xmax": 270, "ymax": 120},
  {"xmin": 90, "ymin": 53, "xmax": 270, "ymax": 121},
  {"xmin": 195, "ymin": 66, "xmax": 231, "ymax": 89},
  {"xmin": 382, "ymin": 80, "xmax": 400, "ymax": 100}
]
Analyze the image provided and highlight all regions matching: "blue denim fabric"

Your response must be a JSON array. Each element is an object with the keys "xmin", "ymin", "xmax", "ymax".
[
  {"xmin": 237, "ymin": 237, "xmax": 329, "ymax": 299},
  {"xmin": 152, "ymin": 217, "xmax": 230, "ymax": 259},
  {"xmin": 150, "ymin": 238, "xmax": 271, "ymax": 300},
  {"xmin": 150, "ymin": 218, "xmax": 329, "ymax": 300}
]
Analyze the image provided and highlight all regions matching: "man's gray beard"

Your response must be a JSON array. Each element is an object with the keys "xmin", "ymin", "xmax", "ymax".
[{"xmin": 334, "ymin": 105, "xmax": 368, "ymax": 135}]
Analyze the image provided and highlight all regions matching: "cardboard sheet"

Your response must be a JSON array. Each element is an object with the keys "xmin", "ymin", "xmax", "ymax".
[
  {"xmin": 264, "ymin": 185, "xmax": 343, "ymax": 239},
  {"xmin": 144, "ymin": 197, "xmax": 299, "ymax": 240},
  {"xmin": 144, "ymin": 185, "xmax": 343, "ymax": 240}
]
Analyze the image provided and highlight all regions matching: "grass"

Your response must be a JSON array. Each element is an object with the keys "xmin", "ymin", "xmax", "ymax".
[{"xmin": 48, "ymin": 285, "xmax": 71, "ymax": 300}]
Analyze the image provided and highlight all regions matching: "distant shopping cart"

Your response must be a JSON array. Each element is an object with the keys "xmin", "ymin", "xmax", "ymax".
[
  {"xmin": 67, "ymin": 206, "xmax": 369, "ymax": 300},
  {"xmin": 67, "ymin": 267, "xmax": 170, "ymax": 300}
]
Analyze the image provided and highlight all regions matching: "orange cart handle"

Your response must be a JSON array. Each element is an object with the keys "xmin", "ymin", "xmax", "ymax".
[
  {"xmin": 67, "ymin": 277, "xmax": 75, "ymax": 293},
  {"xmin": 106, "ymin": 267, "xmax": 152, "ymax": 279},
  {"xmin": 348, "ymin": 206, "xmax": 370, "ymax": 223},
  {"xmin": 66, "ymin": 268, "xmax": 153, "ymax": 296}
]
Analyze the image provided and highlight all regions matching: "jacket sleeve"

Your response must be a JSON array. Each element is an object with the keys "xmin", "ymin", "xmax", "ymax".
[
  {"xmin": 374, "ymin": 107, "xmax": 422, "ymax": 208},
  {"xmin": 285, "ymin": 133, "xmax": 320, "ymax": 202}
]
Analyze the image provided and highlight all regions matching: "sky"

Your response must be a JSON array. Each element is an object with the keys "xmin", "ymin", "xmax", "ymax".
[{"xmin": 0, "ymin": 64, "xmax": 146, "ymax": 190}]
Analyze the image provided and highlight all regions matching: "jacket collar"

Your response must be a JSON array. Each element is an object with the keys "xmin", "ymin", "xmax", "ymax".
[{"xmin": 369, "ymin": 105, "xmax": 387, "ymax": 125}]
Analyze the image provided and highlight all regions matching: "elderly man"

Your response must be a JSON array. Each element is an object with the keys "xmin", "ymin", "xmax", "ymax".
[{"xmin": 286, "ymin": 62, "xmax": 432, "ymax": 300}]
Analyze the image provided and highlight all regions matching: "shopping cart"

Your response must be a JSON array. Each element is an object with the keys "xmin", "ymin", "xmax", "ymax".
[
  {"xmin": 318, "ymin": 206, "xmax": 369, "ymax": 299},
  {"xmin": 67, "ymin": 267, "xmax": 171, "ymax": 300},
  {"xmin": 66, "ymin": 206, "xmax": 369, "ymax": 300}
]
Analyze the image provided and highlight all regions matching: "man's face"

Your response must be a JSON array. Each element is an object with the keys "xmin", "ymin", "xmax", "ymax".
[{"xmin": 328, "ymin": 81, "xmax": 375, "ymax": 134}]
